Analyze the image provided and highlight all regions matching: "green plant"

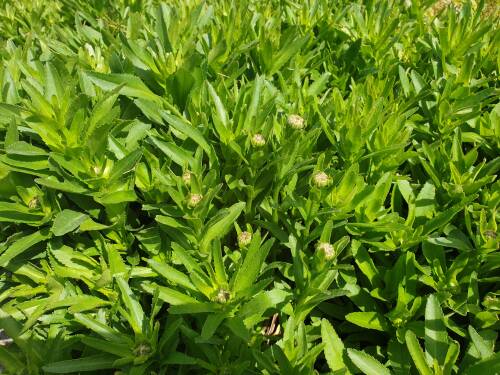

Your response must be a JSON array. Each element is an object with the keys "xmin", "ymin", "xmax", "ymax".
[{"xmin": 0, "ymin": 0, "xmax": 498, "ymax": 374}]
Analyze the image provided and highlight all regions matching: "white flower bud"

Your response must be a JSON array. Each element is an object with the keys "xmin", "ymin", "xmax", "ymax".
[
  {"xmin": 215, "ymin": 288, "xmax": 230, "ymax": 303},
  {"xmin": 238, "ymin": 231, "xmax": 252, "ymax": 247},
  {"xmin": 287, "ymin": 114, "xmax": 305, "ymax": 129},
  {"xmin": 316, "ymin": 242, "xmax": 334, "ymax": 260},
  {"xmin": 251, "ymin": 134, "xmax": 266, "ymax": 147},
  {"xmin": 187, "ymin": 193, "xmax": 203, "ymax": 208},
  {"xmin": 312, "ymin": 171, "xmax": 331, "ymax": 188},
  {"xmin": 182, "ymin": 171, "xmax": 192, "ymax": 185},
  {"xmin": 28, "ymin": 197, "xmax": 39, "ymax": 209},
  {"xmin": 483, "ymin": 230, "xmax": 496, "ymax": 240},
  {"xmin": 133, "ymin": 343, "xmax": 151, "ymax": 357}
]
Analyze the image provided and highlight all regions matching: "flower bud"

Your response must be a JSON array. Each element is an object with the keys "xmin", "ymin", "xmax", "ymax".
[
  {"xmin": 133, "ymin": 343, "xmax": 152, "ymax": 357},
  {"xmin": 484, "ymin": 294, "xmax": 497, "ymax": 303},
  {"xmin": 187, "ymin": 193, "xmax": 203, "ymax": 208},
  {"xmin": 483, "ymin": 230, "xmax": 497, "ymax": 240},
  {"xmin": 392, "ymin": 318, "xmax": 405, "ymax": 328},
  {"xmin": 182, "ymin": 171, "xmax": 192, "ymax": 186},
  {"xmin": 28, "ymin": 197, "xmax": 39, "ymax": 209},
  {"xmin": 287, "ymin": 114, "xmax": 305, "ymax": 129},
  {"xmin": 215, "ymin": 288, "xmax": 230, "ymax": 303},
  {"xmin": 312, "ymin": 171, "xmax": 331, "ymax": 188},
  {"xmin": 238, "ymin": 231, "xmax": 252, "ymax": 247},
  {"xmin": 316, "ymin": 242, "xmax": 334, "ymax": 260},
  {"xmin": 251, "ymin": 133, "xmax": 266, "ymax": 147}
]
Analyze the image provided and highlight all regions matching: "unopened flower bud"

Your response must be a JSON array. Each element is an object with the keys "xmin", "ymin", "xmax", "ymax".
[
  {"xmin": 28, "ymin": 197, "xmax": 39, "ymax": 209},
  {"xmin": 215, "ymin": 288, "xmax": 230, "ymax": 303},
  {"xmin": 133, "ymin": 343, "xmax": 151, "ymax": 357},
  {"xmin": 187, "ymin": 193, "xmax": 203, "ymax": 208},
  {"xmin": 287, "ymin": 114, "xmax": 305, "ymax": 129},
  {"xmin": 251, "ymin": 134, "xmax": 266, "ymax": 147},
  {"xmin": 312, "ymin": 171, "xmax": 331, "ymax": 188},
  {"xmin": 483, "ymin": 230, "xmax": 497, "ymax": 240},
  {"xmin": 393, "ymin": 318, "xmax": 404, "ymax": 327},
  {"xmin": 316, "ymin": 242, "xmax": 335, "ymax": 260},
  {"xmin": 182, "ymin": 171, "xmax": 192, "ymax": 185},
  {"xmin": 484, "ymin": 294, "xmax": 497, "ymax": 303},
  {"xmin": 238, "ymin": 231, "xmax": 252, "ymax": 247}
]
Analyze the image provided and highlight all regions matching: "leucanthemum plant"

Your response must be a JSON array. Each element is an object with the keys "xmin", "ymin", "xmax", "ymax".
[{"xmin": 0, "ymin": 0, "xmax": 498, "ymax": 374}]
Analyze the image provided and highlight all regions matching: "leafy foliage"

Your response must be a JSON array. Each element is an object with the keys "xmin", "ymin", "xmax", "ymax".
[{"xmin": 0, "ymin": 0, "xmax": 498, "ymax": 374}]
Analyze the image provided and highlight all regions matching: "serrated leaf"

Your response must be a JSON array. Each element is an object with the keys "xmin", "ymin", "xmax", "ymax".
[{"xmin": 321, "ymin": 319, "xmax": 350, "ymax": 373}]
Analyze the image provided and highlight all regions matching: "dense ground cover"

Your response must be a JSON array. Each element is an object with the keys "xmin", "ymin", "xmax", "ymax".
[{"xmin": 0, "ymin": 0, "xmax": 498, "ymax": 374}]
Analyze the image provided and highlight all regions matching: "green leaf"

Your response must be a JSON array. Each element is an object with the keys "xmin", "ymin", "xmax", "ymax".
[
  {"xmin": 83, "ymin": 71, "xmax": 161, "ymax": 103},
  {"xmin": 321, "ymin": 319, "xmax": 350, "ymax": 373},
  {"xmin": 347, "ymin": 348, "xmax": 391, "ymax": 375},
  {"xmin": 405, "ymin": 330, "xmax": 433, "ymax": 375},
  {"xmin": 141, "ymin": 282, "xmax": 200, "ymax": 306},
  {"xmin": 94, "ymin": 190, "xmax": 137, "ymax": 205},
  {"xmin": 200, "ymin": 202, "xmax": 246, "ymax": 253},
  {"xmin": 115, "ymin": 276, "xmax": 145, "ymax": 334},
  {"xmin": 148, "ymin": 135, "xmax": 195, "ymax": 168},
  {"xmin": 231, "ymin": 233, "xmax": 273, "ymax": 295},
  {"xmin": 161, "ymin": 111, "xmax": 215, "ymax": 162},
  {"xmin": 468, "ymin": 326, "xmax": 493, "ymax": 359},
  {"xmin": 345, "ymin": 311, "xmax": 390, "ymax": 332},
  {"xmin": 6, "ymin": 141, "xmax": 47, "ymax": 156},
  {"xmin": 0, "ymin": 229, "xmax": 50, "ymax": 266},
  {"xmin": 425, "ymin": 294, "xmax": 448, "ymax": 367},
  {"xmin": 42, "ymin": 354, "xmax": 117, "ymax": 373},
  {"xmin": 465, "ymin": 352, "xmax": 500, "ymax": 375},
  {"xmin": 51, "ymin": 210, "xmax": 88, "ymax": 236},
  {"xmin": 73, "ymin": 313, "xmax": 132, "ymax": 344},
  {"xmin": 206, "ymin": 81, "xmax": 231, "ymax": 143},
  {"xmin": 201, "ymin": 313, "xmax": 226, "ymax": 340},
  {"xmin": 108, "ymin": 149, "xmax": 142, "ymax": 183},
  {"xmin": 146, "ymin": 259, "xmax": 196, "ymax": 291}
]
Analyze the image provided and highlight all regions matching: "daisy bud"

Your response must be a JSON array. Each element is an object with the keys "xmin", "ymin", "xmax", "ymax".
[
  {"xmin": 28, "ymin": 197, "xmax": 39, "ymax": 209},
  {"xmin": 133, "ymin": 343, "xmax": 152, "ymax": 357},
  {"xmin": 251, "ymin": 133, "xmax": 266, "ymax": 147},
  {"xmin": 312, "ymin": 171, "xmax": 331, "ymax": 188},
  {"xmin": 187, "ymin": 193, "xmax": 203, "ymax": 208},
  {"xmin": 238, "ymin": 231, "xmax": 252, "ymax": 247},
  {"xmin": 287, "ymin": 114, "xmax": 305, "ymax": 129},
  {"xmin": 483, "ymin": 230, "xmax": 497, "ymax": 240},
  {"xmin": 215, "ymin": 288, "xmax": 230, "ymax": 303},
  {"xmin": 483, "ymin": 294, "xmax": 498, "ymax": 306},
  {"xmin": 316, "ymin": 242, "xmax": 335, "ymax": 260},
  {"xmin": 182, "ymin": 171, "xmax": 192, "ymax": 186}
]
